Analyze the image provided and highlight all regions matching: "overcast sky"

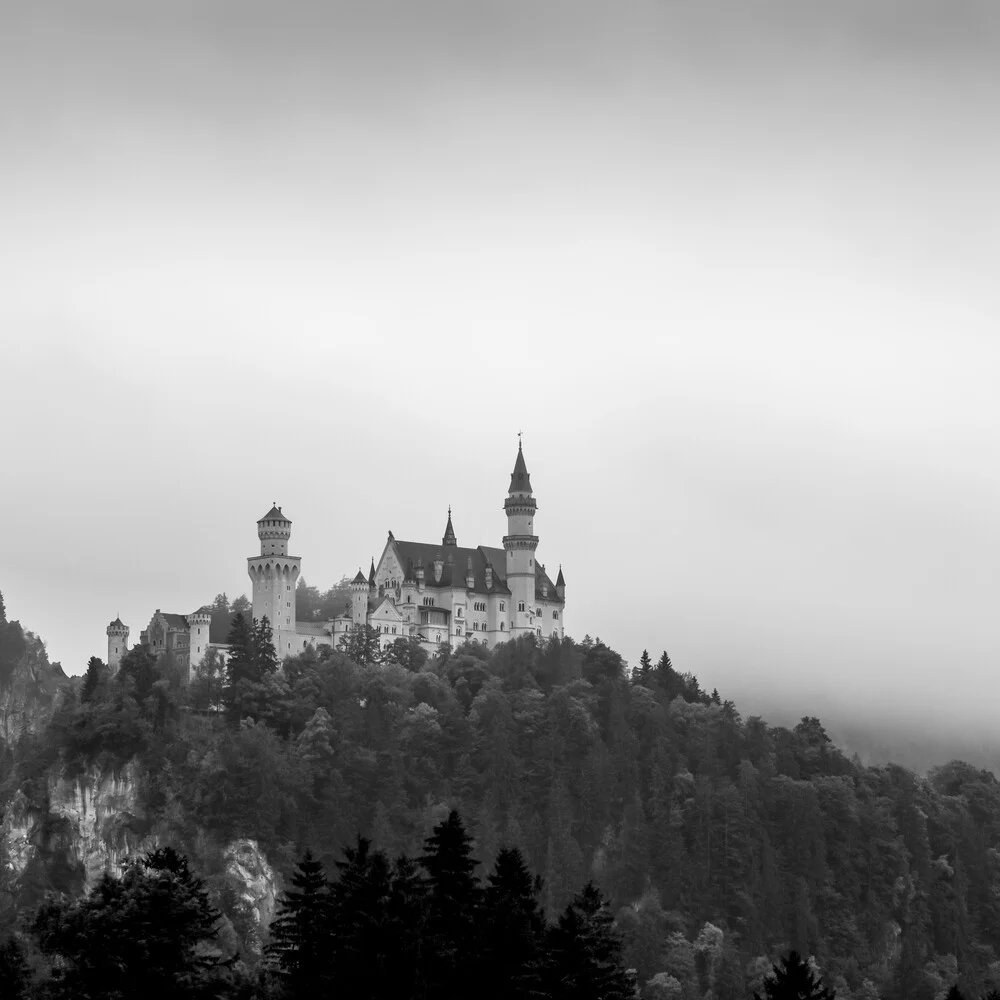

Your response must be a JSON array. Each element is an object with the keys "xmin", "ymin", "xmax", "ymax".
[{"xmin": 1, "ymin": 1, "xmax": 998, "ymax": 738}]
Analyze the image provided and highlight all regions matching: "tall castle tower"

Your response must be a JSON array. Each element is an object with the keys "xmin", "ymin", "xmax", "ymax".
[
  {"xmin": 247, "ymin": 505, "xmax": 301, "ymax": 658},
  {"xmin": 503, "ymin": 440, "xmax": 538, "ymax": 638},
  {"xmin": 106, "ymin": 617, "xmax": 129, "ymax": 673}
]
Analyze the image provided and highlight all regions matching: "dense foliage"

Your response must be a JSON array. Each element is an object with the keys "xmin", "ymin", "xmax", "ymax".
[{"xmin": 3, "ymin": 593, "xmax": 1000, "ymax": 998}]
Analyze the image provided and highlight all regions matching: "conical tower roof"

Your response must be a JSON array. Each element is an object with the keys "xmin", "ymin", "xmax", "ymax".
[
  {"xmin": 352, "ymin": 569, "xmax": 367, "ymax": 585},
  {"xmin": 368, "ymin": 558, "xmax": 376, "ymax": 586},
  {"xmin": 556, "ymin": 565, "xmax": 565, "ymax": 586},
  {"xmin": 509, "ymin": 440, "xmax": 532, "ymax": 493},
  {"xmin": 258, "ymin": 504, "xmax": 290, "ymax": 523},
  {"xmin": 442, "ymin": 506, "xmax": 457, "ymax": 546}
]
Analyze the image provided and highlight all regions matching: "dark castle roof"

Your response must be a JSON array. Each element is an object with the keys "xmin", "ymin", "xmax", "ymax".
[
  {"xmin": 393, "ymin": 541, "xmax": 511, "ymax": 596},
  {"xmin": 259, "ymin": 505, "xmax": 290, "ymax": 523},
  {"xmin": 509, "ymin": 442, "xmax": 532, "ymax": 493}
]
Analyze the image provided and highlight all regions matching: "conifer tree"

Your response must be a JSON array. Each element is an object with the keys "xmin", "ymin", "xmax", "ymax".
[
  {"xmin": 33, "ymin": 848, "xmax": 226, "ymax": 999},
  {"xmin": 266, "ymin": 850, "xmax": 334, "ymax": 995},
  {"xmin": 80, "ymin": 655, "xmax": 104, "ymax": 702},
  {"xmin": 225, "ymin": 612, "xmax": 253, "ymax": 686},
  {"xmin": 251, "ymin": 616, "xmax": 280, "ymax": 678},
  {"xmin": 329, "ymin": 835, "xmax": 392, "ymax": 997},
  {"xmin": 547, "ymin": 881, "xmax": 634, "ymax": 1000},
  {"xmin": 0, "ymin": 935, "xmax": 30, "ymax": 999},
  {"xmin": 634, "ymin": 649, "xmax": 653, "ymax": 686},
  {"xmin": 753, "ymin": 951, "xmax": 835, "ymax": 1000},
  {"xmin": 418, "ymin": 810, "xmax": 482, "ymax": 997},
  {"xmin": 481, "ymin": 846, "xmax": 549, "ymax": 1000},
  {"xmin": 383, "ymin": 854, "xmax": 427, "ymax": 999}
]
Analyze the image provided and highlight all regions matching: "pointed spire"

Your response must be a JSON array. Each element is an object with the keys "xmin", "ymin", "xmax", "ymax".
[
  {"xmin": 509, "ymin": 438, "xmax": 532, "ymax": 493},
  {"xmin": 442, "ymin": 505, "xmax": 457, "ymax": 546},
  {"xmin": 556, "ymin": 565, "xmax": 565, "ymax": 586},
  {"xmin": 368, "ymin": 558, "xmax": 376, "ymax": 587},
  {"xmin": 352, "ymin": 569, "xmax": 367, "ymax": 585}
]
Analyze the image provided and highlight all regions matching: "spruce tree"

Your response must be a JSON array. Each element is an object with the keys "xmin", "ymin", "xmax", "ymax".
[
  {"xmin": 225, "ymin": 612, "xmax": 253, "ymax": 685},
  {"xmin": 418, "ymin": 810, "xmax": 482, "ymax": 997},
  {"xmin": 329, "ymin": 835, "xmax": 393, "ymax": 997},
  {"xmin": 383, "ymin": 854, "xmax": 427, "ymax": 1000},
  {"xmin": 547, "ymin": 881, "xmax": 634, "ymax": 1000},
  {"xmin": 635, "ymin": 649, "xmax": 653, "ymax": 686},
  {"xmin": 481, "ymin": 846, "xmax": 549, "ymax": 1000},
  {"xmin": 266, "ymin": 850, "xmax": 334, "ymax": 995},
  {"xmin": 33, "ymin": 849, "xmax": 226, "ymax": 999},
  {"xmin": 80, "ymin": 655, "xmax": 104, "ymax": 702},
  {"xmin": 753, "ymin": 951, "xmax": 835, "ymax": 1000},
  {"xmin": 251, "ymin": 616, "xmax": 280, "ymax": 678},
  {"xmin": 0, "ymin": 935, "xmax": 30, "ymax": 999}
]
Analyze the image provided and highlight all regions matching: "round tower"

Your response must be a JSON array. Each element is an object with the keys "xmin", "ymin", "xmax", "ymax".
[
  {"xmin": 247, "ymin": 504, "xmax": 301, "ymax": 659},
  {"xmin": 350, "ymin": 569, "xmax": 369, "ymax": 626},
  {"xmin": 186, "ymin": 607, "xmax": 213, "ymax": 680},
  {"xmin": 106, "ymin": 617, "xmax": 129, "ymax": 673},
  {"xmin": 257, "ymin": 503, "xmax": 291, "ymax": 556},
  {"xmin": 503, "ymin": 439, "xmax": 538, "ymax": 638}
]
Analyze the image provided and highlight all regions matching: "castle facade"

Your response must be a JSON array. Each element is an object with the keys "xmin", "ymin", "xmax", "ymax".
[{"xmin": 107, "ymin": 442, "xmax": 565, "ymax": 674}]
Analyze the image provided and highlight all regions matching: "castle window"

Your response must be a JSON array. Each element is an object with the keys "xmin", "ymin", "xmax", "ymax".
[
  {"xmin": 499, "ymin": 602, "xmax": 505, "ymax": 611},
  {"xmin": 518, "ymin": 602, "xmax": 525, "ymax": 612},
  {"xmin": 435, "ymin": 633, "xmax": 441, "ymax": 642},
  {"xmin": 553, "ymin": 611, "xmax": 559, "ymax": 619},
  {"xmin": 500, "ymin": 622, "xmax": 505, "ymax": 631}
]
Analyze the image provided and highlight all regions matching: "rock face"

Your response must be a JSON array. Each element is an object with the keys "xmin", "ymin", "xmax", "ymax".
[
  {"xmin": 1, "ymin": 761, "xmax": 280, "ymax": 961},
  {"xmin": 3, "ymin": 761, "xmax": 148, "ymax": 886},
  {"xmin": 222, "ymin": 839, "xmax": 279, "ymax": 960}
]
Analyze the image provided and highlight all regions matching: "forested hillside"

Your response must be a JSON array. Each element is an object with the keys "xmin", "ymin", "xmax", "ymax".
[{"xmin": 1, "ymin": 592, "xmax": 1000, "ymax": 998}]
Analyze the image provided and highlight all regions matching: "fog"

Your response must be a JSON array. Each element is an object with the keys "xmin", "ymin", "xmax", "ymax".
[{"xmin": 1, "ymin": 1, "xmax": 998, "ymax": 748}]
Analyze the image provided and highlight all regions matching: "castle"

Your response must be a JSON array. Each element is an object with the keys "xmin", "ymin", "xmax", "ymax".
[{"xmin": 106, "ymin": 441, "xmax": 566, "ymax": 675}]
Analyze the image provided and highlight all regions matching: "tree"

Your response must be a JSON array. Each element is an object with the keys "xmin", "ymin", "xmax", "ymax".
[
  {"xmin": 0, "ymin": 936, "xmax": 30, "ymax": 999},
  {"xmin": 481, "ymin": 846, "xmax": 549, "ymax": 1000},
  {"xmin": 338, "ymin": 624, "xmax": 383, "ymax": 667},
  {"xmin": 266, "ymin": 850, "xmax": 334, "ymax": 995},
  {"xmin": 80, "ymin": 656, "xmax": 104, "ymax": 702},
  {"xmin": 753, "ymin": 951, "xmax": 835, "ymax": 1000},
  {"xmin": 384, "ymin": 635, "xmax": 429, "ymax": 672},
  {"xmin": 547, "ymin": 882, "xmax": 634, "ymax": 1000},
  {"xmin": 329, "ymin": 836, "xmax": 395, "ymax": 998},
  {"xmin": 33, "ymin": 848, "xmax": 228, "ymax": 999},
  {"xmin": 251, "ymin": 617, "xmax": 280, "ymax": 677},
  {"xmin": 231, "ymin": 594, "xmax": 251, "ymax": 614},
  {"xmin": 634, "ymin": 649, "xmax": 653, "ymax": 686},
  {"xmin": 418, "ymin": 810, "xmax": 482, "ymax": 996}
]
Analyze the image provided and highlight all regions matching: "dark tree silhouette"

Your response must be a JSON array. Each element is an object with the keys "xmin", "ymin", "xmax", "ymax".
[
  {"xmin": 753, "ymin": 951, "xmax": 835, "ymax": 1000},
  {"xmin": 266, "ymin": 850, "xmax": 334, "ymax": 995},
  {"xmin": 547, "ymin": 881, "xmax": 634, "ymax": 1000},
  {"xmin": 481, "ymin": 846, "xmax": 549, "ymax": 1000},
  {"xmin": 418, "ymin": 809, "xmax": 482, "ymax": 997}
]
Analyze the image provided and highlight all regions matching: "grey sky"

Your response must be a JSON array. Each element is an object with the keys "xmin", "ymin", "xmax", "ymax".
[{"xmin": 2, "ymin": 1, "xmax": 998, "ymax": 737}]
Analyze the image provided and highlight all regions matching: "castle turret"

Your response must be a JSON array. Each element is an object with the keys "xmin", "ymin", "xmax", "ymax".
[
  {"xmin": 186, "ymin": 607, "xmax": 213, "ymax": 680},
  {"xmin": 247, "ymin": 504, "xmax": 301, "ymax": 659},
  {"xmin": 556, "ymin": 565, "xmax": 565, "ymax": 601},
  {"xmin": 106, "ymin": 617, "xmax": 129, "ymax": 673},
  {"xmin": 350, "ymin": 569, "xmax": 369, "ymax": 626},
  {"xmin": 368, "ymin": 558, "xmax": 376, "ymax": 590},
  {"xmin": 503, "ymin": 439, "xmax": 538, "ymax": 637},
  {"xmin": 443, "ymin": 506, "xmax": 457, "ymax": 547}
]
